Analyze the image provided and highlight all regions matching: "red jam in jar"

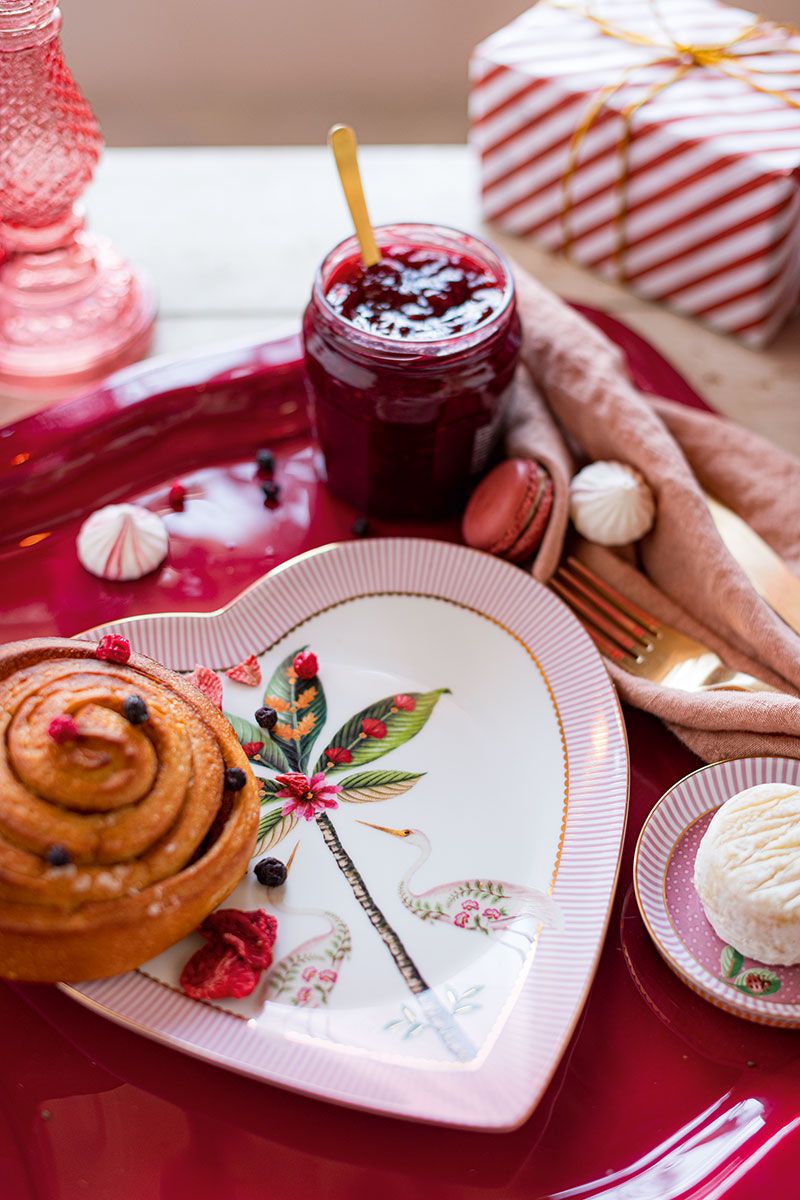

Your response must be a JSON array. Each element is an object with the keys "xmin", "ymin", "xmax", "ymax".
[{"xmin": 303, "ymin": 223, "xmax": 521, "ymax": 519}]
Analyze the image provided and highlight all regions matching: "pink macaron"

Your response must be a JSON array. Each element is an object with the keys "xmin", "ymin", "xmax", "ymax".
[{"xmin": 462, "ymin": 458, "xmax": 554, "ymax": 564}]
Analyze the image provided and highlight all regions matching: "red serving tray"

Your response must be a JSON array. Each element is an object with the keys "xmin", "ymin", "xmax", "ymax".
[{"xmin": 2, "ymin": 312, "xmax": 798, "ymax": 1200}]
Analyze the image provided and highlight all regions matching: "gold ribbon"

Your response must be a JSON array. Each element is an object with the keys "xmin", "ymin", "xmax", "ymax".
[{"xmin": 555, "ymin": 0, "xmax": 800, "ymax": 279}]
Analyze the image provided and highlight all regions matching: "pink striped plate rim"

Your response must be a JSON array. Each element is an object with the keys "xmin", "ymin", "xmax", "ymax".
[
  {"xmin": 65, "ymin": 539, "xmax": 628, "ymax": 1130},
  {"xmin": 634, "ymin": 756, "xmax": 800, "ymax": 1028}
]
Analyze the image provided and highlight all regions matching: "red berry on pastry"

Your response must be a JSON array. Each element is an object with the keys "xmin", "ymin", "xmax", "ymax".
[
  {"xmin": 463, "ymin": 459, "xmax": 554, "ymax": 565},
  {"xmin": 292, "ymin": 651, "xmax": 318, "ymax": 680},
  {"xmin": 47, "ymin": 715, "xmax": 80, "ymax": 744},
  {"xmin": 94, "ymin": 635, "xmax": 132, "ymax": 664}
]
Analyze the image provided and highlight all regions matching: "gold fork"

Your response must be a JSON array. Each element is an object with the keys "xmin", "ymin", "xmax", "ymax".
[{"xmin": 551, "ymin": 557, "xmax": 777, "ymax": 694}]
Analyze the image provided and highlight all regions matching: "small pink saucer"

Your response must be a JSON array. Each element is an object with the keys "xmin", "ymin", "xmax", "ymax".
[{"xmin": 634, "ymin": 756, "xmax": 800, "ymax": 1028}]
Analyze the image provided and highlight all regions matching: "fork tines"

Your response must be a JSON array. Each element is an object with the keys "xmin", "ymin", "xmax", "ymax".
[{"xmin": 551, "ymin": 557, "xmax": 660, "ymax": 667}]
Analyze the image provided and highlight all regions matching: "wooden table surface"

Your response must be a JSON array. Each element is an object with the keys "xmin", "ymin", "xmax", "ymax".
[{"xmin": 3, "ymin": 146, "xmax": 798, "ymax": 452}]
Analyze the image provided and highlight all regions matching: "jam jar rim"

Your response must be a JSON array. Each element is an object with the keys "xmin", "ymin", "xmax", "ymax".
[{"xmin": 310, "ymin": 222, "xmax": 517, "ymax": 360}]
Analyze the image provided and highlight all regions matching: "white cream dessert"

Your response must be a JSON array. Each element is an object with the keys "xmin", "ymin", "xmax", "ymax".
[
  {"xmin": 694, "ymin": 782, "xmax": 800, "ymax": 966},
  {"xmin": 569, "ymin": 460, "xmax": 655, "ymax": 546}
]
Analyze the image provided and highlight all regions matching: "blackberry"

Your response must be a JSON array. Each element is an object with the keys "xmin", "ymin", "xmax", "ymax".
[
  {"xmin": 255, "ymin": 706, "xmax": 278, "ymax": 731},
  {"xmin": 123, "ymin": 695, "xmax": 149, "ymax": 725},
  {"xmin": 254, "ymin": 857, "xmax": 287, "ymax": 888}
]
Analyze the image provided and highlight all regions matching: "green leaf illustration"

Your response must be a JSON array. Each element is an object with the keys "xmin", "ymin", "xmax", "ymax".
[
  {"xmin": 315, "ymin": 689, "xmax": 449, "ymax": 774},
  {"xmin": 720, "ymin": 945, "xmax": 744, "ymax": 979},
  {"xmin": 259, "ymin": 777, "xmax": 280, "ymax": 798},
  {"xmin": 338, "ymin": 769, "xmax": 425, "ymax": 803},
  {"xmin": 224, "ymin": 711, "xmax": 289, "ymax": 774},
  {"xmin": 263, "ymin": 646, "xmax": 327, "ymax": 773},
  {"xmin": 732, "ymin": 967, "xmax": 782, "ymax": 997},
  {"xmin": 256, "ymin": 804, "xmax": 298, "ymax": 853}
]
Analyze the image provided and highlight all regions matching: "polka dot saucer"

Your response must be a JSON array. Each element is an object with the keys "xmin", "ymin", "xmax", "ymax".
[{"xmin": 634, "ymin": 756, "xmax": 800, "ymax": 1028}]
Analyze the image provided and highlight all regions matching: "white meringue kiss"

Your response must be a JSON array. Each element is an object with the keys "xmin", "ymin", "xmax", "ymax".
[
  {"xmin": 77, "ymin": 503, "xmax": 169, "ymax": 581},
  {"xmin": 569, "ymin": 460, "xmax": 655, "ymax": 547}
]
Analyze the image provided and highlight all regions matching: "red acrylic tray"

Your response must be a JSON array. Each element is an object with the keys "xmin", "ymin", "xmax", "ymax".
[{"xmin": 2, "ymin": 309, "xmax": 798, "ymax": 1200}]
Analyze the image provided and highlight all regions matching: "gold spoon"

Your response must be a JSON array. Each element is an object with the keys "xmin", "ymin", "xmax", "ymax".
[{"xmin": 327, "ymin": 124, "xmax": 381, "ymax": 268}]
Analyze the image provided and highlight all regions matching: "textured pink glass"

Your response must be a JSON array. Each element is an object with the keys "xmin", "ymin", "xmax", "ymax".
[{"xmin": 0, "ymin": 0, "xmax": 155, "ymax": 396}]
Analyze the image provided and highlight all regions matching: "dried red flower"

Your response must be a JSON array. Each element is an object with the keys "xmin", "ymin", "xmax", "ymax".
[
  {"xmin": 225, "ymin": 655, "xmax": 262, "ymax": 687},
  {"xmin": 189, "ymin": 665, "xmax": 223, "ymax": 708}
]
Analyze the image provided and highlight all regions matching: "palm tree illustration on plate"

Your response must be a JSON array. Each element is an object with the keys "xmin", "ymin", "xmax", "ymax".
[
  {"xmin": 224, "ymin": 644, "xmax": 549, "ymax": 1060},
  {"xmin": 358, "ymin": 822, "xmax": 563, "ymax": 946}
]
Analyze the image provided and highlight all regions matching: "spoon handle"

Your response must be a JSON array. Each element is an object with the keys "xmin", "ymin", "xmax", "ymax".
[{"xmin": 328, "ymin": 125, "xmax": 381, "ymax": 268}]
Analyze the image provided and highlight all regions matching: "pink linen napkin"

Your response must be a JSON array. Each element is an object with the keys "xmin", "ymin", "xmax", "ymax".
[{"xmin": 506, "ymin": 265, "xmax": 800, "ymax": 763}]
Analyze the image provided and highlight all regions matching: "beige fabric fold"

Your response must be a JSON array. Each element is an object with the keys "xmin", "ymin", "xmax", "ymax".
[{"xmin": 506, "ymin": 265, "xmax": 800, "ymax": 763}]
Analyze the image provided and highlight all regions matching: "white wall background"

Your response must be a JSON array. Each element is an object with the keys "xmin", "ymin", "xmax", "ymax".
[{"xmin": 62, "ymin": 0, "xmax": 800, "ymax": 146}]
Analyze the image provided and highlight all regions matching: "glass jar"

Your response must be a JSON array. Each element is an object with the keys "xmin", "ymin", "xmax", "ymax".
[{"xmin": 302, "ymin": 223, "xmax": 521, "ymax": 520}]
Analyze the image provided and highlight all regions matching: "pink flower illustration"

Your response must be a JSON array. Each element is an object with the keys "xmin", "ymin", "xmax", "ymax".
[
  {"xmin": 318, "ymin": 969, "xmax": 338, "ymax": 984},
  {"xmin": 454, "ymin": 912, "xmax": 470, "ymax": 928},
  {"xmin": 462, "ymin": 899, "xmax": 479, "ymax": 911},
  {"xmin": 361, "ymin": 717, "xmax": 387, "ymax": 739},
  {"xmin": 483, "ymin": 907, "xmax": 501, "ymax": 921},
  {"xmin": 324, "ymin": 746, "xmax": 352, "ymax": 765},
  {"xmin": 301, "ymin": 966, "xmax": 317, "ymax": 982},
  {"xmin": 393, "ymin": 694, "xmax": 416, "ymax": 712},
  {"xmin": 295, "ymin": 987, "xmax": 312, "ymax": 1005},
  {"xmin": 276, "ymin": 771, "xmax": 341, "ymax": 820}
]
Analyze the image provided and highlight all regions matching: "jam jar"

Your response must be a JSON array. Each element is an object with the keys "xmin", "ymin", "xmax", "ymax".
[{"xmin": 302, "ymin": 223, "xmax": 521, "ymax": 519}]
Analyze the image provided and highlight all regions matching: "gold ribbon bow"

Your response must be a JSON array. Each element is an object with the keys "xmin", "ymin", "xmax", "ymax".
[{"xmin": 555, "ymin": 0, "xmax": 800, "ymax": 279}]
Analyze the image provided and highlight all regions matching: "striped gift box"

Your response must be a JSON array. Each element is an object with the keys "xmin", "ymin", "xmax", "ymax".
[{"xmin": 469, "ymin": 0, "xmax": 800, "ymax": 346}]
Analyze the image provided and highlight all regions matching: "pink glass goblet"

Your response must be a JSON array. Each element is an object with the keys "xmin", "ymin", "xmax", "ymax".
[{"xmin": 0, "ymin": 0, "xmax": 156, "ymax": 399}]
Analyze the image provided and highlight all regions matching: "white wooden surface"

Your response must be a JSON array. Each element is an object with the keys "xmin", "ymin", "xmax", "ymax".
[{"xmin": 4, "ymin": 146, "xmax": 799, "ymax": 452}]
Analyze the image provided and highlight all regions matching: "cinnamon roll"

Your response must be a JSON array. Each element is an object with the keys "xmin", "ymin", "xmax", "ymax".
[{"xmin": 0, "ymin": 637, "xmax": 259, "ymax": 981}]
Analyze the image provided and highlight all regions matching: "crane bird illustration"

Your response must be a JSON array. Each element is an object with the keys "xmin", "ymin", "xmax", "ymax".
[
  {"xmin": 262, "ymin": 843, "xmax": 353, "ymax": 1008},
  {"xmin": 359, "ymin": 822, "xmax": 563, "ymax": 942}
]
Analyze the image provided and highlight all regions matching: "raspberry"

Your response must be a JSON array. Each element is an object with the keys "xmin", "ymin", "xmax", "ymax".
[
  {"xmin": 95, "ymin": 635, "xmax": 131, "ymax": 664},
  {"xmin": 199, "ymin": 908, "xmax": 277, "ymax": 969},
  {"xmin": 48, "ymin": 715, "xmax": 79, "ymax": 744},
  {"xmin": 168, "ymin": 481, "xmax": 187, "ymax": 511},
  {"xmin": 255, "ymin": 706, "xmax": 278, "ymax": 730},
  {"xmin": 241, "ymin": 740, "xmax": 264, "ymax": 758},
  {"xmin": 225, "ymin": 655, "xmax": 262, "ymax": 687},
  {"xmin": 224, "ymin": 767, "xmax": 247, "ymax": 792},
  {"xmin": 292, "ymin": 651, "xmax": 318, "ymax": 680},
  {"xmin": 188, "ymin": 665, "xmax": 223, "ymax": 708},
  {"xmin": 123, "ymin": 695, "xmax": 149, "ymax": 724},
  {"xmin": 180, "ymin": 943, "xmax": 261, "ymax": 1001},
  {"xmin": 254, "ymin": 857, "xmax": 287, "ymax": 888}
]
